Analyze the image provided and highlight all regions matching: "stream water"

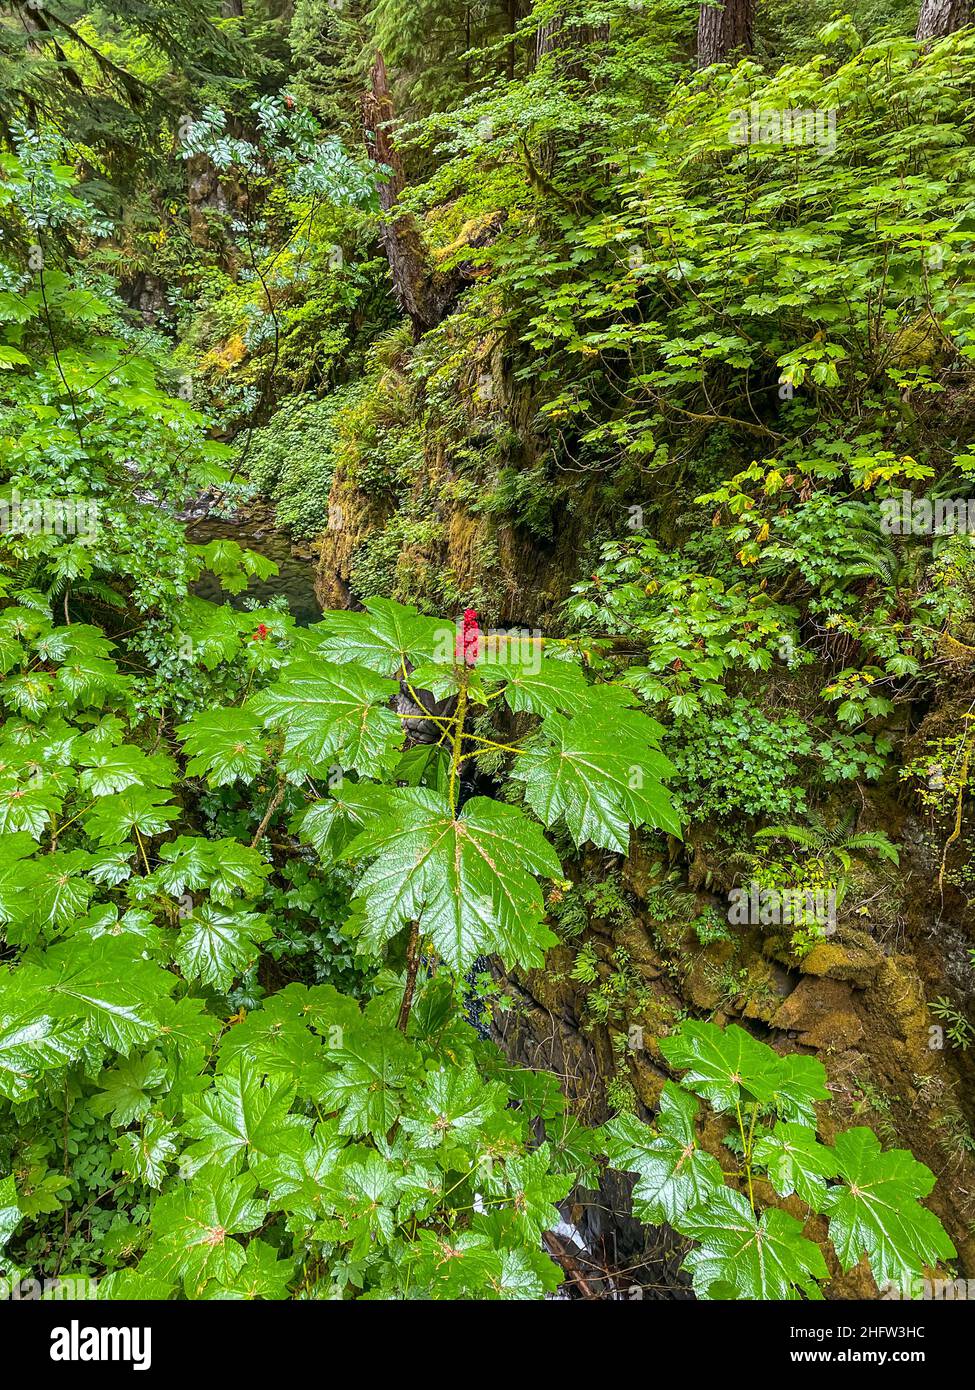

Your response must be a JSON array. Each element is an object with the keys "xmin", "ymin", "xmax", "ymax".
[{"xmin": 190, "ymin": 512, "xmax": 323, "ymax": 626}]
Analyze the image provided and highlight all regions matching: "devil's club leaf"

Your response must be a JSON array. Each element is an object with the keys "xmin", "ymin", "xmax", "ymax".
[
  {"xmin": 206, "ymin": 1239, "xmax": 295, "ymax": 1300},
  {"xmin": 342, "ymin": 787, "xmax": 561, "ymax": 971},
  {"xmin": 182, "ymin": 1060, "xmax": 309, "ymax": 1171},
  {"xmin": 822, "ymin": 1128, "xmax": 956, "ymax": 1286},
  {"xmin": 82, "ymin": 787, "xmax": 179, "ymax": 846},
  {"xmin": 115, "ymin": 1116, "xmax": 178, "ymax": 1189},
  {"xmin": 174, "ymin": 905, "xmax": 272, "ymax": 991},
  {"xmin": 38, "ymin": 940, "xmax": 174, "ymax": 1052},
  {"xmin": 401, "ymin": 1065, "xmax": 503, "ymax": 1150},
  {"xmin": 141, "ymin": 1166, "xmax": 266, "ymax": 1296},
  {"xmin": 753, "ymin": 1122, "xmax": 838, "ymax": 1209},
  {"xmin": 316, "ymin": 1027, "xmax": 418, "ymax": 1136},
  {"xmin": 511, "ymin": 710, "xmax": 680, "ymax": 851},
  {"xmin": 680, "ymin": 1188, "xmax": 829, "ymax": 1300},
  {"xmin": 603, "ymin": 1083, "xmax": 724, "ymax": 1224},
  {"xmin": 0, "ymin": 973, "xmax": 85, "ymax": 1099},
  {"xmin": 0, "ymin": 1174, "xmax": 22, "ymax": 1253},
  {"xmin": 250, "ymin": 660, "xmax": 403, "ymax": 777},
  {"xmin": 178, "ymin": 708, "xmax": 267, "ymax": 786},
  {"xmin": 79, "ymin": 746, "xmax": 175, "ymax": 797},
  {"xmin": 494, "ymin": 656, "xmax": 588, "ymax": 717},
  {"xmin": 149, "ymin": 836, "xmax": 270, "ymax": 905},
  {"xmin": 318, "ymin": 597, "xmax": 447, "ymax": 675},
  {"xmin": 660, "ymin": 1021, "xmax": 829, "ymax": 1121}
]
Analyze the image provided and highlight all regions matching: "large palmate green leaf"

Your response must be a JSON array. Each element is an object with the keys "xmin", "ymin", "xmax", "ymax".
[
  {"xmin": 249, "ymin": 660, "xmax": 403, "ymax": 777},
  {"xmin": 317, "ymin": 597, "xmax": 447, "ymax": 675},
  {"xmin": 147, "ymin": 836, "xmax": 270, "ymax": 905},
  {"xmin": 177, "ymin": 708, "xmax": 267, "ymax": 787},
  {"xmin": 37, "ymin": 939, "xmax": 175, "ymax": 1052},
  {"xmin": 174, "ymin": 905, "xmax": 272, "ymax": 991},
  {"xmin": 0, "ymin": 773, "xmax": 62, "ymax": 837},
  {"xmin": 753, "ymin": 1122, "xmax": 838, "ymax": 1210},
  {"xmin": 603, "ymin": 1083, "xmax": 724, "ymax": 1225},
  {"xmin": 115, "ymin": 1116, "xmax": 179, "ymax": 1190},
  {"xmin": 82, "ymin": 786, "xmax": 179, "ymax": 846},
  {"xmin": 315, "ymin": 1026, "xmax": 418, "ymax": 1136},
  {"xmin": 0, "ymin": 972, "xmax": 86, "ymax": 1099},
  {"xmin": 342, "ymin": 787, "xmax": 561, "ymax": 972},
  {"xmin": 660, "ymin": 1021, "xmax": 829, "ymax": 1123},
  {"xmin": 493, "ymin": 655, "xmax": 588, "ymax": 717},
  {"xmin": 0, "ymin": 1174, "xmax": 22, "ymax": 1253},
  {"xmin": 680, "ymin": 1188, "xmax": 829, "ymax": 1300},
  {"xmin": 401, "ymin": 1065, "xmax": 504, "ymax": 1151},
  {"xmin": 141, "ymin": 1165, "xmax": 266, "ymax": 1297},
  {"xmin": 822, "ymin": 1128, "xmax": 956, "ymax": 1287},
  {"xmin": 182, "ymin": 1060, "xmax": 309, "ymax": 1172},
  {"xmin": 511, "ymin": 709, "xmax": 680, "ymax": 852},
  {"xmin": 79, "ymin": 745, "xmax": 176, "ymax": 797},
  {"xmin": 93, "ymin": 1051, "xmax": 167, "ymax": 1125}
]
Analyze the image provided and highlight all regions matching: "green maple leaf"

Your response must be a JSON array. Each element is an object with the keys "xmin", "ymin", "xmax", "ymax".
[
  {"xmin": 115, "ymin": 1115, "xmax": 178, "ymax": 1189},
  {"xmin": 250, "ymin": 660, "xmax": 403, "ymax": 777},
  {"xmin": 680, "ymin": 1187, "xmax": 828, "ymax": 1299},
  {"xmin": 753, "ymin": 1122, "xmax": 838, "ymax": 1209},
  {"xmin": 511, "ymin": 710, "xmax": 680, "ymax": 851},
  {"xmin": 177, "ymin": 708, "xmax": 267, "ymax": 787},
  {"xmin": 603, "ymin": 1083, "xmax": 724, "ymax": 1224},
  {"xmin": 660, "ymin": 1021, "xmax": 829, "ymax": 1121},
  {"xmin": 317, "ymin": 597, "xmax": 447, "ymax": 675},
  {"xmin": 141, "ymin": 1165, "xmax": 266, "ymax": 1296},
  {"xmin": 822, "ymin": 1128, "xmax": 956, "ymax": 1287},
  {"xmin": 342, "ymin": 787, "xmax": 561, "ymax": 972},
  {"xmin": 174, "ymin": 905, "xmax": 272, "ymax": 991},
  {"xmin": 182, "ymin": 1060, "xmax": 309, "ymax": 1171}
]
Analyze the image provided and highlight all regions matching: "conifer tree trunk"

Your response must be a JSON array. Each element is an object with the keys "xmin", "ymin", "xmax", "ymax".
[
  {"xmin": 361, "ymin": 52, "xmax": 464, "ymax": 337},
  {"xmin": 916, "ymin": 0, "xmax": 971, "ymax": 40},
  {"xmin": 697, "ymin": 0, "xmax": 754, "ymax": 68}
]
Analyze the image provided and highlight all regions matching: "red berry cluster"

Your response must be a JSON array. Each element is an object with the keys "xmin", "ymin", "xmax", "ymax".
[{"xmin": 456, "ymin": 608, "xmax": 480, "ymax": 666}]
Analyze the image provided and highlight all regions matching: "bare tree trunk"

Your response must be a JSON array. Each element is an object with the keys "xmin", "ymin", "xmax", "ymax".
[
  {"xmin": 916, "ymin": 0, "xmax": 971, "ymax": 40},
  {"xmin": 697, "ymin": 0, "xmax": 754, "ymax": 68},
  {"xmin": 361, "ymin": 52, "xmax": 465, "ymax": 338}
]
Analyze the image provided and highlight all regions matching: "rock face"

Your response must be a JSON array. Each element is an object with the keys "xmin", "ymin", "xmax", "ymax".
[
  {"xmin": 317, "ymin": 337, "xmax": 975, "ymax": 1295},
  {"xmin": 489, "ymin": 826, "xmax": 975, "ymax": 1290}
]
